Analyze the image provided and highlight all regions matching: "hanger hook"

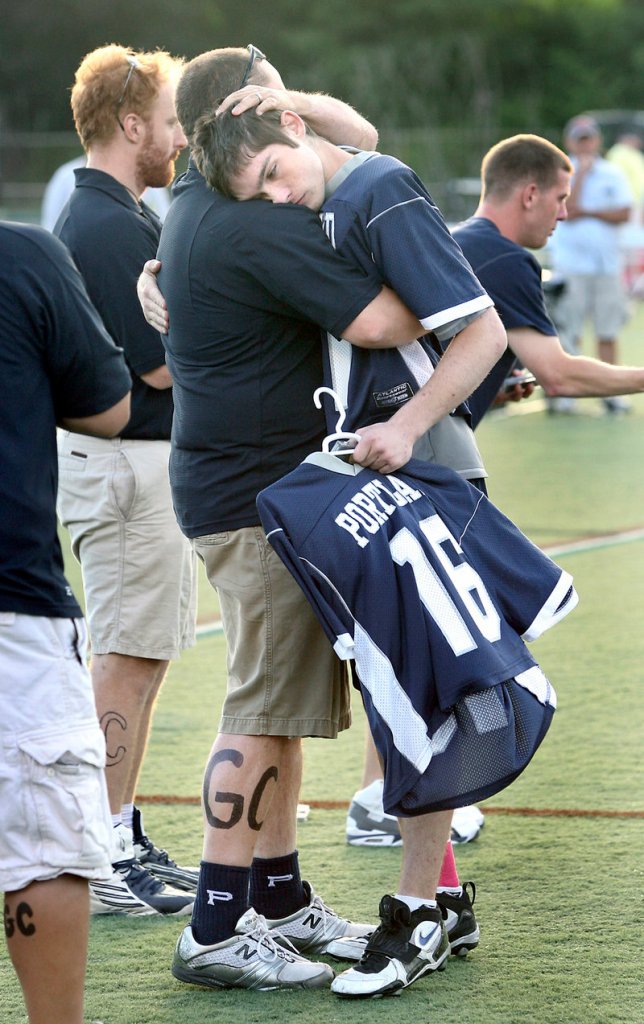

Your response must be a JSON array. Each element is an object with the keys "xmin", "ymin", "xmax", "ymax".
[{"xmin": 313, "ymin": 386, "xmax": 346, "ymax": 434}]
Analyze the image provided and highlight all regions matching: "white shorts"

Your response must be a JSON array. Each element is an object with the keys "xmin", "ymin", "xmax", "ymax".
[{"xmin": 0, "ymin": 613, "xmax": 112, "ymax": 892}]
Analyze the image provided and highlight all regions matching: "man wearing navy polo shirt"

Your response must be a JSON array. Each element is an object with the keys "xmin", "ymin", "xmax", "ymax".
[
  {"xmin": 453, "ymin": 133, "xmax": 644, "ymax": 425},
  {"xmin": 55, "ymin": 44, "xmax": 198, "ymax": 916},
  {"xmin": 0, "ymin": 221, "xmax": 131, "ymax": 1024}
]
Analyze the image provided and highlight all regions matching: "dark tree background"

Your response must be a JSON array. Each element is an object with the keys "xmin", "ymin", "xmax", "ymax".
[{"xmin": 1, "ymin": 0, "xmax": 642, "ymax": 216}]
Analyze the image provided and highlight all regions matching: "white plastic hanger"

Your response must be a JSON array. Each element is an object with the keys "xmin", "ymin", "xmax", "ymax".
[{"xmin": 313, "ymin": 387, "xmax": 361, "ymax": 455}]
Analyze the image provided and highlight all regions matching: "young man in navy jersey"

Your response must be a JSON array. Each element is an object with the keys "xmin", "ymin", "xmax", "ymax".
[{"xmin": 0, "ymin": 221, "xmax": 131, "ymax": 1024}]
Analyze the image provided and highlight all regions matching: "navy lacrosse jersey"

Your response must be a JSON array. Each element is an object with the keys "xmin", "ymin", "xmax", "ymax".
[
  {"xmin": 319, "ymin": 153, "xmax": 492, "ymax": 477},
  {"xmin": 257, "ymin": 455, "xmax": 577, "ymax": 815}
]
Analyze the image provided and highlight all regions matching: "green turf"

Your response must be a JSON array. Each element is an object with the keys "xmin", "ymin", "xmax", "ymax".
[{"xmin": 2, "ymin": 308, "xmax": 644, "ymax": 1022}]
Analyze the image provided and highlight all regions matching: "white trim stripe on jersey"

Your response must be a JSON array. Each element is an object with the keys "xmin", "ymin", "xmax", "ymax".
[
  {"xmin": 420, "ymin": 294, "xmax": 493, "ymax": 334},
  {"xmin": 521, "ymin": 569, "xmax": 578, "ymax": 641},
  {"xmin": 335, "ymin": 624, "xmax": 434, "ymax": 774},
  {"xmin": 515, "ymin": 665, "xmax": 557, "ymax": 709}
]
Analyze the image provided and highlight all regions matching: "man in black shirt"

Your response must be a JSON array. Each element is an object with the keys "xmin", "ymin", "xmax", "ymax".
[
  {"xmin": 0, "ymin": 221, "xmax": 131, "ymax": 1024},
  {"xmin": 55, "ymin": 44, "xmax": 197, "ymax": 916}
]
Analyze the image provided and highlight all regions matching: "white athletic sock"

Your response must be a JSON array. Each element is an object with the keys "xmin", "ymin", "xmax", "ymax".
[
  {"xmin": 121, "ymin": 803, "xmax": 134, "ymax": 831},
  {"xmin": 394, "ymin": 894, "xmax": 438, "ymax": 912}
]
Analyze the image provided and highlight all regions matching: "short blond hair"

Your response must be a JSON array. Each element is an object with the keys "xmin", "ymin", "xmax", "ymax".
[{"xmin": 71, "ymin": 43, "xmax": 183, "ymax": 149}]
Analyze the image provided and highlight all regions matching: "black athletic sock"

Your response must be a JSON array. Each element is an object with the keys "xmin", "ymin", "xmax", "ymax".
[
  {"xmin": 249, "ymin": 850, "xmax": 306, "ymax": 919},
  {"xmin": 191, "ymin": 861, "xmax": 251, "ymax": 945}
]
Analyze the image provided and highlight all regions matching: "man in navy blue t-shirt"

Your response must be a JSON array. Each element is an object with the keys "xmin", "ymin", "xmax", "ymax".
[
  {"xmin": 0, "ymin": 221, "xmax": 131, "ymax": 1024},
  {"xmin": 453, "ymin": 134, "xmax": 644, "ymax": 425},
  {"xmin": 138, "ymin": 46, "xmax": 437, "ymax": 995}
]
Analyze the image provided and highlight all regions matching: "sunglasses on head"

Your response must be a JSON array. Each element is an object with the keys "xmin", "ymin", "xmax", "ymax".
[{"xmin": 239, "ymin": 44, "xmax": 266, "ymax": 90}]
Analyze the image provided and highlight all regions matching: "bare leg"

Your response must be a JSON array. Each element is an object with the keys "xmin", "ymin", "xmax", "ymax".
[
  {"xmin": 91, "ymin": 652, "xmax": 169, "ymax": 814},
  {"xmin": 397, "ymin": 811, "xmax": 453, "ymax": 898},
  {"xmin": 202, "ymin": 733, "xmax": 297, "ymax": 866},
  {"xmin": 255, "ymin": 738, "xmax": 302, "ymax": 858},
  {"xmin": 598, "ymin": 336, "xmax": 618, "ymax": 364},
  {"xmin": 5, "ymin": 875, "xmax": 89, "ymax": 1024},
  {"xmin": 360, "ymin": 726, "xmax": 383, "ymax": 788}
]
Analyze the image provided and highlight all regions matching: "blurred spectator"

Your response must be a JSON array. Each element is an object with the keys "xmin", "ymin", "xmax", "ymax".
[
  {"xmin": 606, "ymin": 131, "xmax": 644, "ymax": 220},
  {"xmin": 549, "ymin": 115, "xmax": 633, "ymax": 413}
]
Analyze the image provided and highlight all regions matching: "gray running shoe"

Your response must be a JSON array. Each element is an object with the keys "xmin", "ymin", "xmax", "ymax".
[
  {"xmin": 132, "ymin": 807, "xmax": 199, "ymax": 893},
  {"xmin": 346, "ymin": 781, "xmax": 484, "ymax": 846},
  {"xmin": 264, "ymin": 881, "xmax": 374, "ymax": 953},
  {"xmin": 171, "ymin": 910, "xmax": 334, "ymax": 991},
  {"xmin": 331, "ymin": 896, "xmax": 449, "ymax": 999}
]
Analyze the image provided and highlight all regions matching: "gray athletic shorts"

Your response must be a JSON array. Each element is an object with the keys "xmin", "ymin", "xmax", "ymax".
[
  {"xmin": 0, "ymin": 613, "xmax": 112, "ymax": 892},
  {"xmin": 557, "ymin": 273, "xmax": 628, "ymax": 341},
  {"xmin": 57, "ymin": 433, "xmax": 196, "ymax": 659},
  {"xmin": 196, "ymin": 526, "xmax": 351, "ymax": 738}
]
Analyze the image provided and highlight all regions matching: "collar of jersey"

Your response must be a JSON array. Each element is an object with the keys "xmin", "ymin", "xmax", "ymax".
[
  {"xmin": 304, "ymin": 451, "xmax": 365, "ymax": 476},
  {"xmin": 325, "ymin": 149, "xmax": 381, "ymax": 201}
]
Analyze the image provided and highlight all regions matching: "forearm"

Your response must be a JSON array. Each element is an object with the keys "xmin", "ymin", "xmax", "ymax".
[
  {"xmin": 387, "ymin": 308, "xmax": 507, "ymax": 442},
  {"xmin": 541, "ymin": 352, "xmax": 644, "ymax": 398},
  {"xmin": 509, "ymin": 326, "xmax": 644, "ymax": 398},
  {"xmin": 290, "ymin": 92, "xmax": 378, "ymax": 149}
]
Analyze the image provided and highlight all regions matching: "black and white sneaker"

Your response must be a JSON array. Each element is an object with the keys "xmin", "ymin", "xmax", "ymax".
[
  {"xmin": 330, "ymin": 896, "xmax": 449, "ymax": 998},
  {"xmin": 327, "ymin": 882, "xmax": 479, "ymax": 961},
  {"xmin": 437, "ymin": 881, "xmax": 480, "ymax": 956},
  {"xmin": 90, "ymin": 824, "xmax": 195, "ymax": 917},
  {"xmin": 132, "ymin": 806, "xmax": 199, "ymax": 893}
]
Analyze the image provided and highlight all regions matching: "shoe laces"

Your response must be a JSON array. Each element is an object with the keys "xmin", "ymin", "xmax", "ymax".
[
  {"xmin": 245, "ymin": 915, "xmax": 301, "ymax": 964},
  {"xmin": 136, "ymin": 834, "xmax": 177, "ymax": 867},
  {"xmin": 115, "ymin": 858, "xmax": 166, "ymax": 896}
]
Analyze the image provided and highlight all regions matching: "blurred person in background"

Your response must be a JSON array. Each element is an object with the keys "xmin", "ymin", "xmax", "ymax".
[{"xmin": 548, "ymin": 115, "xmax": 633, "ymax": 414}]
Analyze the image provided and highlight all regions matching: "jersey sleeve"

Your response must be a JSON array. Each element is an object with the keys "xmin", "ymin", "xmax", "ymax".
[
  {"xmin": 349, "ymin": 164, "xmax": 491, "ymax": 331},
  {"xmin": 476, "ymin": 248, "xmax": 557, "ymax": 336},
  {"xmin": 235, "ymin": 202, "xmax": 382, "ymax": 339}
]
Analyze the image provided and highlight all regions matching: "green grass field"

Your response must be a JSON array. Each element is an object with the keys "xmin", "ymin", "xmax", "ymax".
[{"xmin": 2, "ymin": 308, "xmax": 644, "ymax": 1023}]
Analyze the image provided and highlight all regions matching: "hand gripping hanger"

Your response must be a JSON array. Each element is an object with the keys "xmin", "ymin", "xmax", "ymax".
[{"xmin": 313, "ymin": 387, "xmax": 361, "ymax": 456}]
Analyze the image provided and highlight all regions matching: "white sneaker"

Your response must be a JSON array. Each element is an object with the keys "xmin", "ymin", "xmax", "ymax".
[
  {"xmin": 264, "ymin": 881, "xmax": 374, "ymax": 953},
  {"xmin": 89, "ymin": 824, "xmax": 194, "ymax": 917},
  {"xmin": 171, "ymin": 910, "xmax": 334, "ymax": 991},
  {"xmin": 330, "ymin": 896, "xmax": 449, "ymax": 998},
  {"xmin": 450, "ymin": 805, "xmax": 485, "ymax": 844},
  {"xmin": 346, "ymin": 780, "xmax": 401, "ymax": 847}
]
